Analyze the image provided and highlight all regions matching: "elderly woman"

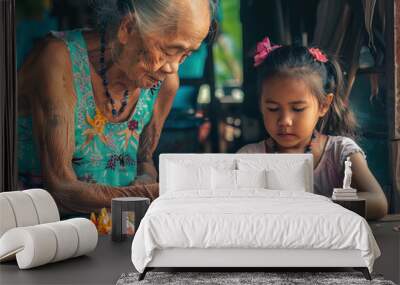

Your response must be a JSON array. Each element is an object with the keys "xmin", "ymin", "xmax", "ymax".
[{"xmin": 17, "ymin": 0, "xmax": 213, "ymax": 213}]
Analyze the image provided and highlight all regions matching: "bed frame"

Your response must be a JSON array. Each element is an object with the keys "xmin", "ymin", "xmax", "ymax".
[
  {"xmin": 138, "ymin": 154, "xmax": 372, "ymax": 281},
  {"xmin": 139, "ymin": 248, "xmax": 371, "ymax": 280}
]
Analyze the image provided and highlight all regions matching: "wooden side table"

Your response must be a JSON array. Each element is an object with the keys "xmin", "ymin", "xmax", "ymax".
[{"xmin": 331, "ymin": 198, "xmax": 366, "ymax": 218}]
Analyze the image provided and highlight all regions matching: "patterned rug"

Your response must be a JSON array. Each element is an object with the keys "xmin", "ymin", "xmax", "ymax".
[{"xmin": 116, "ymin": 271, "xmax": 396, "ymax": 285}]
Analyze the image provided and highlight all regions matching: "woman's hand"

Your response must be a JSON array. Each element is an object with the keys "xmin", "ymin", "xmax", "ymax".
[
  {"xmin": 142, "ymin": 183, "xmax": 160, "ymax": 201},
  {"xmin": 132, "ymin": 174, "xmax": 157, "ymax": 186}
]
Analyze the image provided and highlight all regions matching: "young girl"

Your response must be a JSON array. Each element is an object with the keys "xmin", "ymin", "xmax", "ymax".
[{"xmin": 238, "ymin": 37, "xmax": 388, "ymax": 220}]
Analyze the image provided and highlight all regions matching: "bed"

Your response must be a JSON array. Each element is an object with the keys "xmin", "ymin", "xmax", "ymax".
[{"xmin": 131, "ymin": 154, "xmax": 380, "ymax": 280}]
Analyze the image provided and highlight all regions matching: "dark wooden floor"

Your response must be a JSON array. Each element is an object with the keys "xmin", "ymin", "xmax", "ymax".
[{"xmin": 0, "ymin": 236, "xmax": 134, "ymax": 285}]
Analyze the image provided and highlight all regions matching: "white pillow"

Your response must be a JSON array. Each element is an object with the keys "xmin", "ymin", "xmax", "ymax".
[
  {"xmin": 167, "ymin": 162, "xmax": 211, "ymax": 191},
  {"xmin": 211, "ymin": 168, "xmax": 237, "ymax": 190},
  {"xmin": 237, "ymin": 158, "xmax": 309, "ymax": 192},
  {"xmin": 236, "ymin": 169, "xmax": 267, "ymax": 189},
  {"xmin": 266, "ymin": 167, "xmax": 307, "ymax": 191}
]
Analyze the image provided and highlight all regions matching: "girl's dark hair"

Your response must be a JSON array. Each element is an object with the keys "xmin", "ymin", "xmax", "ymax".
[{"xmin": 256, "ymin": 45, "xmax": 358, "ymax": 138}]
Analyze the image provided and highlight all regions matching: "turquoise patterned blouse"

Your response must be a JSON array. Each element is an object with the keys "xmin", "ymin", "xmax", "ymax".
[{"xmin": 18, "ymin": 30, "xmax": 160, "ymax": 188}]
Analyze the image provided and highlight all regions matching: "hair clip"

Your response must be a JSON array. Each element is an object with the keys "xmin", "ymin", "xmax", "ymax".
[
  {"xmin": 308, "ymin": 48, "xmax": 328, "ymax": 63},
  {"xmin": 254, "ymin": 37, "xmax": 282, "ymax": 67}
]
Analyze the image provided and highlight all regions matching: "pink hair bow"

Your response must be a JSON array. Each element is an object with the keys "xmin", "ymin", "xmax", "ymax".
[
  {"xmin": 254, "ymin": 37, "xmax": 282, "ymax": 67},
  {"xmin": 254, "ymin": 37, "xmax": 329, "ymax": 66},
  {"xmin": 308, "ymin": 48, "xmax": 328, "ymax": 63}
]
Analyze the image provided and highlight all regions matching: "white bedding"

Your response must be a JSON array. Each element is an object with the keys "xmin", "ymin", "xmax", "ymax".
[{"xmin": 131, "ymin": 190, "xmax": 380, "ymax": 273}]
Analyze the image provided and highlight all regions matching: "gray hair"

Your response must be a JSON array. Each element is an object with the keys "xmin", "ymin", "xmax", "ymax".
[{"xmin": 93, "ymin": 0, "xmax": 216, "ymax": 37}]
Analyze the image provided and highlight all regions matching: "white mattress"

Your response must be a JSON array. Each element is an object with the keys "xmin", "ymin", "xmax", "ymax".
[{"xmin": 131, "ymin": 190, "xmax": 380, "ymax": 273}]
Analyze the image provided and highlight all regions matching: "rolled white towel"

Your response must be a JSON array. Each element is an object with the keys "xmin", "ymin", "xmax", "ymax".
[
  {"xmin": 0, "ymin": 226, "xmax": 57, "ymax": 269},
  {"xmin": 0, "ymin": 218, "xmax": 98, "ymax": 269},
  {"xmin": 0, "ymin": 191, "xmax": 39, "ymax": 228},
  {"xmin": 0, "ymin": 189, "xmax": 60, "ymax": 239},
  {"xmin": 42, "ymin": 221, "xmax": 79, "ymax": 263},
  {"xmin": 0, "ymin": 196, "xmax": 17, "ymax": 237},
  {"xmin": 23, "ymin": 189, "xmax": 60, "ymax": 224},
  {"xmin": 65, "ymin": 218, "xmax": 98, "ymax": 257}
]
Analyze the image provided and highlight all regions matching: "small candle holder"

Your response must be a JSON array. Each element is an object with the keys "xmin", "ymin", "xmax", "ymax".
[{"xmin": 111, "ymin": 197, "xmax": 150, "ymax": 242}]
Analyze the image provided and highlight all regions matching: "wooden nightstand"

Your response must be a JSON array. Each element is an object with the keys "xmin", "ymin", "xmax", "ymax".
[{"xmin": 331, "ymin": 198, "xmax": 366, "ymax": 218}]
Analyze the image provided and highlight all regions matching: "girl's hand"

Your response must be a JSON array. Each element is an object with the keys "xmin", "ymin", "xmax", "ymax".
[{"xmin": 350, "ymin": 152, "xmax": 388, "ymax": 220}]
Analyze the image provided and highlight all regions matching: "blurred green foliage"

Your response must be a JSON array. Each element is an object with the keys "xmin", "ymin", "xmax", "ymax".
[{"xmin": 213, "ymin": 0, "xmax": 243, "ymax": 87}]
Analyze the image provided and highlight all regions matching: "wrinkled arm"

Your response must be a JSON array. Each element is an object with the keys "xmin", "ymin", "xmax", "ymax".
[
  {"xmin": 350, "ymin": 153, "xmax": 388, "ymax": 220},
  {"xmin": 134, "ymin": 74, "xmax": 179, "ymax": 185},
  {"xmin": 31, "ymin": 41, "xmax": 158, "ymax": 214}
]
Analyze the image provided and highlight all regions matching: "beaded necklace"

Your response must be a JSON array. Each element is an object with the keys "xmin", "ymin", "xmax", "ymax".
[{"xmin": 99, "ymin": 31, "xmax": 129, "ymax": 117}]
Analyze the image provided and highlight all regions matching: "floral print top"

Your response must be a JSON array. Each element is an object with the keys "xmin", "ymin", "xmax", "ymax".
[{"xmin": 17, "ymin": 30, "xmax": 160, "ymax": 188}]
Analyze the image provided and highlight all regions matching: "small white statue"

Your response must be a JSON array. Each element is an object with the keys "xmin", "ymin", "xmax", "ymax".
[{"xmin": 343, "ymin": 157, "xmax": 353, "ymax": 189}]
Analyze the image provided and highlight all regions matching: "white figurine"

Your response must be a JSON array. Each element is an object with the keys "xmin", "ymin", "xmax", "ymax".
[
  {"xmin": 343, "ymin": 157, "xmax": 353, "ymax": 189},
  {"xmin": 332, "ymin": 157, "xmax": 357, "ymax": 199}
]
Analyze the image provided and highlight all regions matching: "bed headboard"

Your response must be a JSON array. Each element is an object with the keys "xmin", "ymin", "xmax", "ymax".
[{"xmin": 159, "ymin": 154, "xmax": 314, "ymax": 195}]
